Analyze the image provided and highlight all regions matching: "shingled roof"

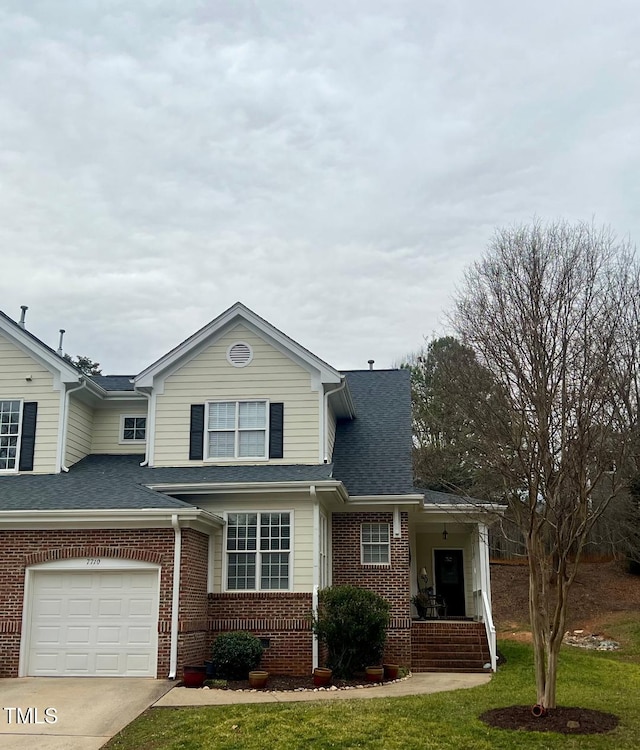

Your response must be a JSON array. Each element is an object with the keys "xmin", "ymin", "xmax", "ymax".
[{"xmin": 332, "ymin": 369, "xmax": 416, "ymax": 496}]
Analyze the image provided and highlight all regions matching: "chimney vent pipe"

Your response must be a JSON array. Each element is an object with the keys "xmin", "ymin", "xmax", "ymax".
[
  {"xmin": 19, "ymin": 305, "xmax": 28, "ymax": 329},
  {"xmin": 57, "ymin": 329, "xmax": 66, "ymax": 356},
  {"xmin": 368, "ymin": 359, "xmax": 374, "ymax": 371}
]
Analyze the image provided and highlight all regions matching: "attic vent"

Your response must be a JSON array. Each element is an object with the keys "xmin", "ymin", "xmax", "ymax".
[{"xmin": 227, "ymin": 341, "xmax": 253, "ymax": 367}]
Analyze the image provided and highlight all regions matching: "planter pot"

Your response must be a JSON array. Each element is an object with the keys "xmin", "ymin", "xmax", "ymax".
[
  {"xmin": 383, "ymin": 664, "xmax": 399, "ymax": 681},
  {"xmin": 313, "ymin": 667, "xmax": 333, "ymax": 687},
  {"xmin": 365, "ymin": 666, "xmax": 384, "ymax": 683},
  {"xmin": 183, "ymin": 665, "xmax": 207, "ymax": 688},
  {"xmin": 248, "ymin": 670, "xmax": 269, "ymax": 689}
]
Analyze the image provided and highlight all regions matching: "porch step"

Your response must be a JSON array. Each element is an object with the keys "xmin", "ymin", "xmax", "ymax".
[{"xmin": 411, "ymin": 621, "xmax": 491, "ymax": 673}]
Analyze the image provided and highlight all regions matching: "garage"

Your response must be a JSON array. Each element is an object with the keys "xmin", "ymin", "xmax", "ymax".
[{"xmin": 23, "ymin": 560, "xmax": 160, "ymax": 677}]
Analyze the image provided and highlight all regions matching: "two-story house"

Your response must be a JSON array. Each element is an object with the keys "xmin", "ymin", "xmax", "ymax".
[{"xmin": 0, "ymin": 303, "xmax": 496, "ymax": 679}]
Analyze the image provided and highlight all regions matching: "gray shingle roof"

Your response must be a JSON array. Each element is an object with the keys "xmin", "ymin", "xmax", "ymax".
[
  {"xmin": 0, "ymin": 455, "xmax": 334, "ymax": 511},
  {"xmin": 90, "ymin": 375, "xmax": 136, "ymax": 391},
  {"xmin": 332, "ymin": 369, "xmax": 416, "ymax": 496}
]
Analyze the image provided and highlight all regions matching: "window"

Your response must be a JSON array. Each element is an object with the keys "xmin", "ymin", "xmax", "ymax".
[
  {"xmin": 121, "ymin": 416, "xmax": 146, "ymax": 442},
  {"xmin": 226, "ymin": 511, "xmax": 291, "ymax": 590},
  {"xmin": 361, "ymin": 523, "xmax": 390, "ymax": 564},
  {"xmin": 207, "ymin": 401, "xmax": 267, "ymax": 459},
  {"xmin": 0, "ymin": 400, "xmax": 21, "ymax": 471}
]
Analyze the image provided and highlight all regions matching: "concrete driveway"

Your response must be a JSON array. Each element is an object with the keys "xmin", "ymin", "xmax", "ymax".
[{"xmin": 0, "ymin": 678, "xmax": 172, "ymax": 750}]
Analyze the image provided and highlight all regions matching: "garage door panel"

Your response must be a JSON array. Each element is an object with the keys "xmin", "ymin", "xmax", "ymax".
[{"xmin": 28, "ymin": 568, "xmax": 159, "ymax": 677}]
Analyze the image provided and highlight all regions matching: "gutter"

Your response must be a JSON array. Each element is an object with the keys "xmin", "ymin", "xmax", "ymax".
[{"xmin": 169, "ymin": 514, "xmax": 182, "ymax": 679}]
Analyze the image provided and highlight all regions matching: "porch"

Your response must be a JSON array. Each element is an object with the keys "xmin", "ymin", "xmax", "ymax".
[{"xmin": 409, "ymin": 513, "xmax": 497, "ymax": 670}]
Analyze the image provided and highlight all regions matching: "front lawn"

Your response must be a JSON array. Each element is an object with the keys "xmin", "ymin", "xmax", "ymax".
[{"xmin": 105, "ymin": 640, "xmax": 640, "ymax": 750}]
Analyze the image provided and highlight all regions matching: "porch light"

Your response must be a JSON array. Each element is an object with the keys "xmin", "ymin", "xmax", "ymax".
[{"xmin": 442, "ymin": 524, "xmax": 448, "ymax": 541}]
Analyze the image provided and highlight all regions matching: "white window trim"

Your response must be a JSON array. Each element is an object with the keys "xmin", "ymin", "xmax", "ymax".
[
  {"xmin": 0, "ymin": 398, "xmax": 23, "ymax": 474},
  {"xmin": 119, "ymin": 414, "xmax": 147, "ymax": 444},
  {"xmin": 360, "ymin": 522, "xmax": 391, "ymax": 566},
  {"xmin": 205, "ymin": 399, "xmax": 270, "ymax": 462},
  {"xmin": 222, "ymin": 509, "xmax": 294, "ymax": 592}
]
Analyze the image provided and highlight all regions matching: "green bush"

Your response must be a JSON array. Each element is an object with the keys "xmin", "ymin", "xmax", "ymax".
[
  {"xmin": 312, "ymin": 585, "xmax": 390, "ymax": 678},
  {"xmin": 211, "ymin": 631, "xmax": 264, "ymax": 679}
]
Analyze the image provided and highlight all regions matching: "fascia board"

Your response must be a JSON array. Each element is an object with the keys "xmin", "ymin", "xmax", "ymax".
[
  {"xmin": 146, "ymin": 479, "xmax": 348, "ymax": 501},
  {"xmin": 347, "ymin": 494, "xmax": 424, "ymax": 506},
  {"xmin": 0, "ymin": 508, "xmax": 224, "ymax": 530},
  {"xmin": 419, "ymin": 502, "xmax": 506, "ymax": 516},
  {"xmin": 134, "ymin": 302, "xmax": 341, "ymax": 389},
  {"xmin": 0, "ymin": 320, "xmax": 81, "ymax": 385}
]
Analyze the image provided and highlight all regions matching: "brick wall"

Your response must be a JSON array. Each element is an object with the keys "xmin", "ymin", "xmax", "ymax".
[
  {"xmin": 177, "ymin": 529, "xmax": 209, "ymax": 672},
  {"xmin": 332, "ymin": 511, "xmax": 412, "ymax": 666},
  {"xmin": 0, "ymin": 528, "xmax": 177, "ymax": 678},
  {"xmin": 208, "ymin": 592, "xmax": 313, "ymax": 675}
]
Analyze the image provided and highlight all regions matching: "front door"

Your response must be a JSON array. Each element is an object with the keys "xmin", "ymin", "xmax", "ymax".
[{"xmin": 434, "ymin": 549, "xmax": 465, "ymax": 617}]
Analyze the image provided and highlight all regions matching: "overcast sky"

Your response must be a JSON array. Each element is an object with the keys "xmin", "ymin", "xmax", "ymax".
[{"xmin": 1, "ymin": 1, "xmax": 639, "ymax": 374}]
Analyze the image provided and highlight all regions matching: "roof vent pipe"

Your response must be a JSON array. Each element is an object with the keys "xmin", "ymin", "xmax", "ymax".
[
  {"xmin": 57, "ymin": 329, "xmax": 66, "ymax": 356},
  {"xmin": 368, "ymin": 359, "xmax": 374, "ymax": 370},
  {"xmin": 18, "ymin": 305, "xmax": 28, "ymax": 329}
]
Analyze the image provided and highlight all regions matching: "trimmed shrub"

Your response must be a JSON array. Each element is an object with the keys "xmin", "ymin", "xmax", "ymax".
[
  {"xmin": 312, "ymin": 585, "xmax": 390, "ymax": 678},
  {"xmin": 211, "ymin": 631, "xmax": 264, "ymax": 679}
]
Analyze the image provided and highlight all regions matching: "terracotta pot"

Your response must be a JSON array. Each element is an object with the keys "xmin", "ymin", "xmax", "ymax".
[
  {"xmin": 248, "ymin": 670, "xmax": 269, "ymax": 689},
  {"xmin": 365, "ymin": 666, "xmax": 384, "ymax": 683},
  {"xmin": 183, "ymin": 665, "xmax": 207, "ymax": 688},
  {"xmin": 313, "ymin": 667, "xmax": 333, "ymax": 687},
  {"xmin": 383, "ymin": 664, "xmax": 399, "ymax": 681}
]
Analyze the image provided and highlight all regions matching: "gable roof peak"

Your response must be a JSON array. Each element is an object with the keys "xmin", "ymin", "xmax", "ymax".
[{"xmin": 134, "ymin": 302, "xmax": 342, "ymax": 389}]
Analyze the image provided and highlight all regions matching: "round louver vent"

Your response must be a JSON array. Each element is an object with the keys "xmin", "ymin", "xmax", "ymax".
[{"xmin": 227, "ymin": 342, "xmax": 253, "ymax": 367}]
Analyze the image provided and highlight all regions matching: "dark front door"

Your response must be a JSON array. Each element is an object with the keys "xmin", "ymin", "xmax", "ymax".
[{"xmin": 434, "ymin": 549, "xmax": 465, "ymax": 617}]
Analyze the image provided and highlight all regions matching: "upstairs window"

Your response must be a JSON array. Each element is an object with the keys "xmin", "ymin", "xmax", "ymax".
[
  {"xmin": 226, "ymin": 511, "xmax": 291, "ymax": 590},
  {"xmin": 207, "ymin": 400, "xmax": 267, "ymax": 459},
  {"xmin": 121, "ymin": 416, "xmax": 146, "ymax": 442},
  {"xmin": 361, "ymin": 523, "xmax": 390, "ymax": 565},
  {"xmin": 0, "ymin": 400, "xmax": 21, "ymax": 471}
]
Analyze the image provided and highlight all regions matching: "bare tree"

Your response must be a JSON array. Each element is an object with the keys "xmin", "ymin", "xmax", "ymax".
[{"xmin": 452, "ymin": 219, "xmax": 639, "ymax": 709}]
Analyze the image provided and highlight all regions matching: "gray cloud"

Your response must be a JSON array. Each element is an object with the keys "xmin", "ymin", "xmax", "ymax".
[{"xmin": 1, "ymin": 1, "xmax": 639, "ymax": 372}]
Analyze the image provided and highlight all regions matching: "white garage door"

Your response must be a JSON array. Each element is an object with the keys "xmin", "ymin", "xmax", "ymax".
[{"xmin": 27, "ymin": 568, "xmax": 159, "ymax": 677}]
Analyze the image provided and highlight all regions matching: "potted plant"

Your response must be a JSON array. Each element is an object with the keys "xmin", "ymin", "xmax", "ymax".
[
  {"xmin": 248, "ymin": 670, "xmax": 269, "ymax": 689},
  {"xmin": 383, "ymin": 663, "xmax": 399, "ymax": 680},
  {"xmin": 313, "ymin": 667, "xmax": 333, "ymax": 686},
  {"xmin": 411, "ymin": 592, "xmax": 430, "ymax": 619},
  {"xmin": 183, "ymin": 664, "xmax": 207, "ymax": 688},
  {"xmin": 365, "ymin": 666, "xmax": 384, "ymax": 683}
]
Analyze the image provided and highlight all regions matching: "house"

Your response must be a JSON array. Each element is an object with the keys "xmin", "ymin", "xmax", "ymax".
[{"xmin": 0, "ymin": 303, "xmax": 496, "ymax": 679}]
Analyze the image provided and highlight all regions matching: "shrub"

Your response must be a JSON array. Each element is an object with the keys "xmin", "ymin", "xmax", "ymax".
[
  {"xmin": 211, "ymin": 631, "xmax": 264, "ymax": 679},
  {"xmin": 312, "ymin": 585, "xmax": 390, "ymax": 678}
]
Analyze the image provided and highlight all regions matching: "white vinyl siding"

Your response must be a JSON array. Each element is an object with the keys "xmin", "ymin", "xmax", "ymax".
[
  {"xmin": 201, "ymin": 494, "xmax": 314, "ymax": 592},
  {"xmin": 91, "ymin": 403, "xmax": 148, "ymax": 454},
  {"xmin": 65, "ymin": 396, "xmax": 94, "ymax": 467},
  {"xmin": 0, "ymin": 334, "xmax": 60, "ymax": 473},
  {"xmin": 153, "ymin": 324, "xmax": 320, "ymax": 466}
]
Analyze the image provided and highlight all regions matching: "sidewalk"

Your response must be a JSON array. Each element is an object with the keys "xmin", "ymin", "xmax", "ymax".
[{"xmin": 154, "ymin": 672, "xmax": 491, "ymax": 707}]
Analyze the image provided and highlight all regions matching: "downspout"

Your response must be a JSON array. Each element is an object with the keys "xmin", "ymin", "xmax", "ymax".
[
  {"xmin": 323, "ymin": 377, "xmax": 348, "ymax": 463},
  {"xmin": 133, "ymin": 388, "xmax": 152, "ymax": 467},
  {"xmin": 60, "ymin": 380, "xmax": 87, "ymax": 472},
  {"xmin": 169, "ymin": 514, "xmax": 182, "ymax": 679},
  {"xmin": 311, "ymin": 485, "xmax": 319, "ymax": 670}
]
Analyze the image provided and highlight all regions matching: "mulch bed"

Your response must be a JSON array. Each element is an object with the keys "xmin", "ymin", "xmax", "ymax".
[
  {"xmin": 224, "ymin": 675, "xmax": 384, "ymax": 691},
  {"xmin": 480, "ymin": 706, "xmax": 619, "ymax": 734}
]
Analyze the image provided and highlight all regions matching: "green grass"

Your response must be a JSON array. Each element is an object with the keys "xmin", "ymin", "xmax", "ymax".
[{"xmin": 105, "ymin": 638, "xmax": 640, "ymax": 750}]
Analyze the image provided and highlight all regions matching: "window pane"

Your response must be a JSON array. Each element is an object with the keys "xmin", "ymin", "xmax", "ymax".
[
  {"xmin": 363, "ymin": 544, "xmax": 389, "ymax": 564},
  {"xmin": 0, "ymin": 402, "xmax": 20, "ymax": 470},
  {"xmin": 239, "ymin": 401, "xmax": 266, "ymax": 429},
  {"xmin": 227, "ymin": 513, "xmax": 257, "ymax": 552},
  {"xmin": 209, "ymin": 431, "xmax": 235, "ymax": 457},
  {"xmin": 209, "ymin": 402, "xmax": 236, "ymax": 430},
  {"xmin": 238, "ymin": 430, "xmax": 265, "ymax": 457},
  {"xmin": 260, "ymin": 513, "xmax": 290, "ymax": 551},
  {"xmin": 227, "ymin": 553, "xmax": 256, "ymax": 589},
  {"xmin": 261, "ymin": 552, "xmax": 289, "ymax": 589}
]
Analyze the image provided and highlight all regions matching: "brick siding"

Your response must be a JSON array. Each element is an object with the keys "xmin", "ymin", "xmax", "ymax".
[{"xmin": 332, "ymin": 511, "xmax": 412, "ymax": 666}]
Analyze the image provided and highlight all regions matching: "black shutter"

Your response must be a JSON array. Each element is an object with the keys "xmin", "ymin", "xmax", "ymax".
[
  {"xmin": 189, "ymin": 404, "xmax": 205, "ymax": 460},
  {"xmin": 269, "ymin": 402, "xmax": 284, "ymax": 459},
  {"xmin": 18, "ymin": 401, "xmax": 38, "ymax": 472}
]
